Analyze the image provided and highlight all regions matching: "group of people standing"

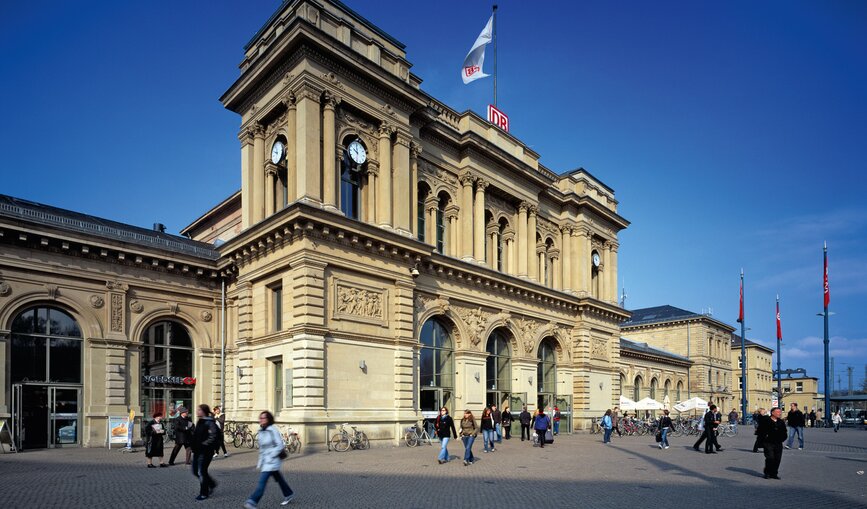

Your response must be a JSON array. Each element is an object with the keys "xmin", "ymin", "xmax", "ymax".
[
  {"xmin": 143, "ymin": 405, "xmax": 294, "ymax": 506},
  {"xmin": 433, "ymin": 404, "xmax": 559, "ymax": 465}
]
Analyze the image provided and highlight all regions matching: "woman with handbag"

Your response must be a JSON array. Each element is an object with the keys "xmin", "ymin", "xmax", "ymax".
[
  {"xmin": 144, "ymin": 411, "xmax": 167, "ymax": 468},
  {"xmin": 244, "ymin": 411, "xmax": 294, "ymax": 508}
]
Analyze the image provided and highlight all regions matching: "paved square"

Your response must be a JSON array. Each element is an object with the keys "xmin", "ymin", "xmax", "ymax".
[{"xmin": 1, "ymin": 428, "xmax": 865, "ymax": 508}]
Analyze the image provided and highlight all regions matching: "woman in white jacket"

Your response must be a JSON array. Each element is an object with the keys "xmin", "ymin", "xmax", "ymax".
[{"xmin": 244, "ymin": 411, "xmax": 294, "ymax": 508}]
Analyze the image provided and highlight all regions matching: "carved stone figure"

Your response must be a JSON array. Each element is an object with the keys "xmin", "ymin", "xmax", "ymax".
[{"xmin": 336, "ymin": 285, "xmax": 384, "ymax": 319}]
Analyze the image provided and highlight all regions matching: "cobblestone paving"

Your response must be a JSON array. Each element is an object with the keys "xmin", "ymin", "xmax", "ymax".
[{"xmin": 1, "ymin": 428, "xmax": 865, "ymax": 508}]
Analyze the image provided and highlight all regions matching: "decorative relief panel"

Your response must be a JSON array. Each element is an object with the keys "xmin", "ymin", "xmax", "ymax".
[
  {"xmin": 485, "ymin": 194, "xmax": 515, "ymax": 221},
  {"xmin": 453, "ymin": 305, "xmax": 489, "ymax": 348},
  {"xmin": 89, "ymin": 295, "xmax": 104, "ymax": 308},
  {"xmin": 536, "ymin": 215, "xmax": 561, "ymax": 239},
  {"xmin": 333, "ymin": 278, "xmax": 388, "ymax": 326},
  {"xmin": 591, "ymin": 338, "xmax": 608, "ymax": 360},
  {"xmin": 514, "ymin": 316, "xmax": 543, "ymax": 354},
  {"xmin": 110, "ymin": 294, "xmax": 123, "ymax": 332},
  {"xmin": 129, "ymin": 300, "xmax": 144, "ymax": 314},
  {"xmin": 200, "ymin": 311, "xmax": 213, "ymax": 322},
  {"xmin": 417, "ymin": 157, "xmax": 458, "ymax": 195}
]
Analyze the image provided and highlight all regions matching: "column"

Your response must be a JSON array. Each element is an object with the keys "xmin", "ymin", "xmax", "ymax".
[
  {"xmin": 447, "ymin": 210, "xmax": 460, "ymax": 256},
  {"xmin": 460, "ymin": 173, "xmax": 475, "ymax": 261},
  {"xmin": 376, "ymin": 123, "xmax": 393, "ymax": 228},
  {"xmin": 252, "ymin": 123, "xmax": 266, "ymax": 223},
  {"xmin": 604, "ymin": 243, "xmax": 614, "ymax": 302},
  {"xmin": 294, "ymin": 84, "xmax": 322, "ymax": 203},
  {"xmin": 561, "ymin": 225, "xmax": 572, "ymax": 292},
  {"xmin": 538, "ymin": 249, "xmax": 546, "ymax": 284},
  {"xmin": 283, "ymin": 94, "xmax": 297, "ymax": 202},
  {"xmin": 393, "ymin": 131, "xmax": 412, "ymax": 235},
  {"xmin": 552, "ymin": 252, "xmax": 561, "ymax": 290},
  {"xmin": 426, "ymin": 198, "xmax": 438, "ymax": 248},
  {"xmin": 239, "ymin": 127, "xmax": 255, "ymax": 228},
  {"xmin": 575, "ymin": 227, "xmax": 590, "ymax": 296},
  {"xmin": 488, "ymin": 223, "xmax": 499, "ymax": 270},
  {"xmin": 410, "ymin": 143, "xmax": 421, "ymax": 237},
  {"xmin": 265, "ymin": 164, "xmax": 277, "ymax": 216},
  {"xmin": 528, "ymin": 206, "xmax": 538, "ymax": 280},
  {"xmin": 517, "ymin": 203, "xmax": 528, "ymax": 276},
  {"xmin": 365, "ymin": 165, "xmax": 378, "ymax": 223},
  {"xmin": 611, "ymin": 242, "xmax": 619, "ymax": 304},
  {"xmin": 505, "ymin": 233, "xmax": 515, "ymax": 274},
  {"xmin": 473, "ymin": 179, "xmax": 488, "ymax": 264},
  {"xmin": 322, "ymin": 92, "xmax": 340, "ymax": 210},
  {"xmin": 570, "ymin": 228, "xmax": 581, "ymax": 295}
]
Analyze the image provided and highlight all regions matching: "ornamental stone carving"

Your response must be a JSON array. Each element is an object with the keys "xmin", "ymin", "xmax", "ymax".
[
  {"xmin": 0, "ymin": 281, "xmax": 10, "ymax": 297},
  {"xmin": 415, "ymin": 293, "xmax": 448, "ymax": 315},
  {"xmin": 336, "ymin": 285, "xmax": 383, "ymax": 319},
  {"xmin": 454, "ymin": 305, "xmax": 488, "ymax": 347},
  {"xmin": 515, "ymin": 316, "xmax": 543, "ymax": 354},
  {"xmin": 200, "ymin": 310, "xmax": 213, "ymax": 322},
  {"xmin": 89, "ymin": 295, "xmax": 104, "ymax": 308},
  {"xmin": 110, "ymin": 294, "xmax": 123, "ymax": 332},
  {"xmin": 129, "ymin": 300, "xmax": 144, "ymax": 314},
  {"xmin": 418, "ymin": 158, "xmax": 459, "ymax": 191},
  {"xmin": 592, "ymin": 338, "xmax": 608, "ymax": 360}
]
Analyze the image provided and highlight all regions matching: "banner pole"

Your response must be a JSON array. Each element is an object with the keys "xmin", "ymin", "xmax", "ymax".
[{"xmin": 493, "ymin": 4, "xmax": 498, "ymax": 107}]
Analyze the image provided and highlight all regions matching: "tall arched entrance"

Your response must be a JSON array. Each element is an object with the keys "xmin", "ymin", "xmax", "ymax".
[
  {"xmin": 537, "ymin": 338, "xmax": 557, "ymax": 411},
  {"xmin": 485, "ymin": 329, "xmax": 512, "ymax": 408},
  {"xmin": 418, "ymin": 317, "xmax": 454, "ymax": 419},
  {"xmin": 140, "ymin": 321, "xmax": 196, "ymax": 424},
  {"xmin": 10, "ymin": 305, "xmax": 83, "ymax": 450}
]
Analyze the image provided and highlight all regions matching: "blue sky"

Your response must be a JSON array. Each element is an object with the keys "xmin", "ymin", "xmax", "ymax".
[{"xmin": 1, "ymin": 1, "xmax": 865, "ymax": 392}]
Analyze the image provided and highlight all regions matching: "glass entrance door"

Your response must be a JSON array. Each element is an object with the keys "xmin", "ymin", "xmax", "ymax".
[
  {"xmin": 11, "ymin": 384, "xmax": 80, "ymax": 450},
  {"xmin": 555, "ymin": 395, "xmax": 572, "ymax": 434},
  {"xmin": 50, "ymin": 387, "xmax": 81, "ymax": 447}
]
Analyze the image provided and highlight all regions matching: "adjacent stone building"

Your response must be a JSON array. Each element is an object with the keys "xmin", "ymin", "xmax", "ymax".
[
  {"xmin": 0, "ymin": 0, "xmax": 636, "ymax": 449},
  {"xmin": 775, "ymin": 368, "xmax": 820, "ymax": 415},
  {"xmin": 618, "ymin": 338, "xmax": 691, "ymax": 408},
  {"xmin": 731, "ymin": 334, "xmax": 775, "ymax": 414}
]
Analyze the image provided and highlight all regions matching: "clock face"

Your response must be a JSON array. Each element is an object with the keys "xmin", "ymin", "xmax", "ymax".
[
  {"xmin": 271, "ymin": 141, "xmax": 285, "ymax": 164},
  {"xmin": 592, "ymin": 252, "xmax": 601, "ymax": 267},
  {"xmin": 348, "ymin": 140, "xmax": 367, "ymax": 164}
]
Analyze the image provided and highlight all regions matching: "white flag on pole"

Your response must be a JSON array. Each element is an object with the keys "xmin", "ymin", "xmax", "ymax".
[{"xmin": 461, "ymin": 15, "xmax": 493, "ymax": 84}]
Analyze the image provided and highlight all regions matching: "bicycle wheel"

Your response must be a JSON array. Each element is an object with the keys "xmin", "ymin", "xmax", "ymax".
[
  {"xmin": 358, "ymin": 432, "xmax": 370, "ymax": 450},
  {"xmin": 244, "ymin": 432, "xmax": 255, "ymax": 449},
  {"xmin": 232, "ymin": 433, "xmax": 243, "ymax": 448},
  {"xmin": 404, "ymin": 431, "xmax": 418, "ymax": 447},
  {"xmin": 289, "ymin": 436, "xmax": 302, "ymax": 454},
  {"xmin": 331, "ymin": 433, "xmax": 350, "ymax": 452}
]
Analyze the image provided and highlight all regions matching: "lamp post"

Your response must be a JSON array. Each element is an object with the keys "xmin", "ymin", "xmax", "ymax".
[{"xmin": 740, "ymin": 269, "xmax": 747, "ymax": 425}]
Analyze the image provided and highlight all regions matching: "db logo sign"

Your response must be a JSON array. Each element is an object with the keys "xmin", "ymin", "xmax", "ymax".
[
  {"xmin": 182, "ymin": 377, "xmax": 197, "ymax": 386},
  {"xmin": 464, "ymin": 65, "xmax": 481, "ymax": 78},
  {"xmin": 487, "ymin": 104, "xmax": 509, "ymax": 132}
]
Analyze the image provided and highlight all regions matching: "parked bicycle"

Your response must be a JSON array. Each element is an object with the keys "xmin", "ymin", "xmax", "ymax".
[
  {"xmin": 330, "ymin": 423, "xmax": 369, "ymax": 452},
  {"xmin": 277, "ymin": 424, "xmax": 302, "ymax": 454},
  {"xmin": 226, "ymin": 421, "xmax": 255, "ymax": 449},
  {"xmin": 717, "ymin": 423, "xmax": 737, "ymax": 438},
  {"xmin": 404, "ymin": 421, "xmax": 433, "ymax": 447},
  {"xmin": 589, "ymin": 417, "xmax": 602, "ymax": 435}
]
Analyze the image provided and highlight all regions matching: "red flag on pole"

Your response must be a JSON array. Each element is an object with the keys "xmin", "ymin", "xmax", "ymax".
[
  {"xmin": 776, "ymin": 297, "xmax": 782, "ymax": 341},
  {"xmin": 737, "ymin": 275, "xmax": 744, "ymax": 323},
  {"xmin": 824, "ymin": 243, "xmax": 830, "ymax": 307}
]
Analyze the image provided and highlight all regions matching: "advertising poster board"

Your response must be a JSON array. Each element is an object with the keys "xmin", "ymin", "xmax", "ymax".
[{"xmin": 108, "ymin": 416, "xmax": 129, "ymax": 446}]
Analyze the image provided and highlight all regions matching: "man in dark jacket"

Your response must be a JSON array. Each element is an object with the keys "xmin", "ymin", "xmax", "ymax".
[
  {"xmin": 491, "ymin": 404, "xmax": 502, "ymax": 443},
  {"xmin": 519, "ymin": 406, "xmax": 532, "ymax": 441},
  {"xmin": 785, "ymin": 403, "xmax": 805, "ymax": 450},
  {"xmin": 168, "ymin": 407, "xmax": 194, "ymax": 465},
  {"xmin": 757, "ymin": 407, "xmax": 787, "ymax": 479},
  {"xmin": 694, "ymin": 405, "xmax": 722, "ymax": 453},
  {"xmin": 191, "ymin": 404, "xmax": 219, "ymax": 501}
]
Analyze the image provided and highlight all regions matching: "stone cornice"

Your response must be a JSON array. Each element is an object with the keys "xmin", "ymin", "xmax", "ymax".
[{"xmin": 619, "ymin": 348, "xmax": 693, "ymax": 368}]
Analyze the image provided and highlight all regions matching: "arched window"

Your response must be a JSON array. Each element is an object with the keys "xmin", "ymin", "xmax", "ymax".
[
  {"xmin": 676, "ymin": 381, "xmax": 683, "ymax": 401},
  {"xmin": 419, "ymin": 318, "xmax": 454, "ymax": 413},
  {"xmin": 497, "ymin": 218, "xmax": 508, "ymax": 272},
  {"xmin": 650, "ymin": 378, "xmax": 658, "ymax": 400},
  {"xmin": 340, "ymin": 138, "xmax": 364, "ymax": 219},
  {"xmin": 417, "ymin": 182, "xmax": 430, "ymax": 243},
  {"xmin": 620, "ymin": 374, "xmax": 626, "ymax": 397},
  {"xmin": 664, "ymin": 379, "xmax": 671, "ymax": 399},
  {"xmin": 11, "ymin": 306, "xmax": 82, "ymax": 384},
  {"xmin": 544, "ymin": 238, "xmax": 554, "ymax": 287},
  {"xmin": 434, "ymin": 192, "xmax": 450, "ymax": 255},
  {"xmin": 141, "ymin": 321, "xmax": 195, "ymax": 422},
  {"xmin": 486, "ymin": 331, "xmax": 511, "ymax": 392},
  {"xmin": 633, "ymin": 375, "xmax": 643, "ymax": 402},
  {"xmin": 537, "ymin": 338, "xmax": 557, "ymax": 395}
]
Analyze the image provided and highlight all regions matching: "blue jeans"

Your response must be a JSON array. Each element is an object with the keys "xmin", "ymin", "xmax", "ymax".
[
  {"xmin": 660, "ymin": 427, "xmax": 669, "ymax": 447},
  {"xmin": 438, "ymin": 437, "xmax": 450, "ymax": 461},
  {"xmin": 482, "ymin": 429, "xmax": 495, "ymax": 451},
  {"xmin": 603, "ymin": 427, "xmax": 613, "ymax": 443},
  {"xmin": 553, "ymin": 421, "xmax": 560, "ymax": 434},
  {"xmin": 461, "ymin": 435, "xmax": 475, "ymax": 462},
  {"xmin": 787, "ymin": 426, "xmax": 804, "ymax": 448},
  {"xmin": 495, "ymin": 423, "xmax": 502, "ymax": 442},
  {"xmin": 247, "ymin": 470, "xmax": 293, "ymax": 505}
]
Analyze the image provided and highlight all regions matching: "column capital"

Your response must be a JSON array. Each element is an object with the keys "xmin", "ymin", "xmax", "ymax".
[
  {"xmin": 366, "ymin": 160, "xmax": 380, "ymax": 177},
  {"xmin": 394, "ymin": 130, "xmax": 413, "ymax": 147},
  {"xmin": 378, "ymin": 122, "xmax": 395, "ymax": 138},
  {"xmin": 476, "ymin": 179, "xmax": 489, "ymax": 191},
  {"xmin": 238, "ymin": 127, "xmax": 256, "ymax": 146},
  {"xmin": 518, "ymin": 201, "xmax": 530, "ymax": 214},
  {"xmin": 292, "ymin": 81, "xmax": 323, "ymax": 102},
  {"xmin": 502, "ymin": 231, "xmax": 515, "ymax": 242},
  {"xmin": 281, "ymin": 92, "xmax": 297, "ymax": 109},
  {"xmin": 323, "ymin": 90, "xmax": 342, "ymax": 110},
  {"xmin": 459, "ymin": 171, "xmax": 476, "ymax": 186},
  {"xmin": 424, "ymin": 196, "xmax": 439, "ymax": 212},
  {"xmin": 573, "ymin": 225, "xmax": 591, "ymax": 237},
  {"xmin": 445, "ymin": 203, "xmax": 461, "ymax": 216},
  {"xmin": 486, "ymin": 222, "xmax": 499, "ymax": 235},
  {"xmin": 265, "ymin": 162, "xmax": 280, "ymax": 177},
  {"xmin": 410, "ymin": 141, "xmax": 423, "ymax": 159},
  {"xmin": 252, "ymin": 122, "xmax": 266, "ymax": 139},
  {"xmin": 528, "ymin": 205, "xmax": 538, "ymax": 216},
  {"xmin": 559, "ymin": 224, "xmax": 573, "ymax": 235},
  {"xmin": 548, "ymin": 248, "xmax": 561, "ymax": 260},
  {"xmin": 607, "ymin": 240, "xmax": 620, "ymax": 252}
]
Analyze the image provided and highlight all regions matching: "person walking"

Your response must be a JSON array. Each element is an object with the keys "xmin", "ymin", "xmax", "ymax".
[
  {"xmin": 757, "ymin": 407, "xmax": 787, "ymax": 479},
  {"xmin": 728, "ymin": 409, "xmax": 738, "ymax": 433},
  {"xmin": 693, "ymin": 408, "xmax": 709, "ymax": 451},
  {"xmin": 519, "ymin": 405, "xmax": 532, "ymax": 442},
  {"xmin": 832, "ymin": 411, "xmax": 842, "ymax": 432},
  {"xmin": 552, "ymin": 406, "xmax": 562, "ymax": 435},
  {"xmin": 168, "ymin": 407, "xmax": 194, "ymax": 466},
  {"xmin": 144, "ymin": 412, "xmax": 167, "ymax": 468},
  {"xmin": 213, "ymin": 406, "xmax": 229, "ymax": 458},
  {"xmin": 612, "ymin": 406, "xmax": 622, "ymax": 437},
  {"xmin": 601, "ymin": 409, "xmax": 614, "ymax": 444},
  {"xmin": 243, "ymin": 411, "xmax": 294, "ymax": 508},
  {"xmin": 533, "ymin": 408, "xmax": 551, "ymax": 448},
  {"xmin": 695, "ymin": 405, "xmax": 722, "ymax": 453},
  {"xmin": 752, "ymin": 408, "xmax": 767, "ymax": 453},
  {"xmin": 658, "ymin": 409, "xmax": 672, "ymax": 449},
  {"xmin": 491, "ymin": 404, "xmax": 503, "ymax": 443},
  {"xmin": 785, "ymin": 403, "xmax": 805, "ymax": 450},
  {"xmin": 809, "ymin": 410, "xmax": 817, "ymax": 428},
  {"xmin": 434, "ymin": 406, "xmax": 457, "ymax": 464},
  {"xmin": 480, "ymin": 407, "xmax": 496, "ymax": 452},
  {"xmin": 191, "ymin": 404, "xmax": 219, "ymax": 501},
  {"xmin": 502, "ymin": 405, "xmax": 513, "ymax": 440},
  {"xmin": 459, "ymin": 409, "xmax": 478, "ymax": 466}
]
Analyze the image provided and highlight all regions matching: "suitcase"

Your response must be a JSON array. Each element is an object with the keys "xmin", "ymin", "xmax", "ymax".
[{"xmin": 544, "ymin": 429, "xmax": 554, "ymax": 444}]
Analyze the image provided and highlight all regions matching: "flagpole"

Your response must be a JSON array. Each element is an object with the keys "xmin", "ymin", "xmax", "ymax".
[
  {"xmin": 823, "ymin": 241, "xmax": 830, "ymax": 425},
  {"xmin": 740, "ymin": 269, "xmax": 747, "ymax": 425},
  {"xmin": 492, "ymin": 4, "xmax": 498, "ymax": 107},
  {"xmin": 776, "ymin": 295, "xmax": 782, "ymax": 409}
]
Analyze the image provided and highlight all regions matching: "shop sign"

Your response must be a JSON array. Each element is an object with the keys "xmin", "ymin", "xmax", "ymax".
[
  {"xmin": 142, "ymin": 375, "xmax": 196, "ymax": 386},
  {"xmin": 487, "ymin": 104, "xmax": 509, "ymax": 132}
]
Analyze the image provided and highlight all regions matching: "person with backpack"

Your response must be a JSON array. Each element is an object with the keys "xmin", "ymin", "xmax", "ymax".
[
  {"xmin": 434, "ymin": 406, "xmax": 457, "ymax": 464},
  {"xmin": 519, "ymin": 405, "xmax": 532, "ymax": 441},
  {"xmin": 601, "ymin": 409, "xmax": 614, "ymax": 444},
  {"xmin": 552, "ymin": 406, "xmax": 562, "ymax": 435},
  {"xmin": 533, "ymin": 409, "xmax": 551, "ymax": 448},
  {"xmin": 244, "ymin": 411, "xmax": 294, "ymax": 508}
]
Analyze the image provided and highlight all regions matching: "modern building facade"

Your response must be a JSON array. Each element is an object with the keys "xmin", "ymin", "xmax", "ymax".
[
  {"xmin": 622, "ymin": 306, "xmax": 735, "ymax": 410},
  {"xmin": 731, "ymin": 334, "xmax": 774, "ymax": 414},
  {"xmin": 0, "ymin": 0, "xmax": 635, "ymax": 449}
]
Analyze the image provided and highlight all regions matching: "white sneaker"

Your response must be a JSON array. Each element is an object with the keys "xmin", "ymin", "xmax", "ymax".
[
  {"xmin": 244, "ymin": 502, "xmax": 257, "ymax": 509},
  {"xmin": 798, "ymin": 447, "xmax": 803, "ymax": 450},
  {"xmin": 664, "ymin": 446, "xmax": 670, "ymax": 449},
  {"xmin": 784, "ymin": 445, "xmax": 790, "ymax": 449},
  {"xmin": 224, "ymin": 453, "xmax": 229, "ymax": 458},
  {"xmin": 281, "ymin": 495, "xmax": 294, "ymax": 505}
]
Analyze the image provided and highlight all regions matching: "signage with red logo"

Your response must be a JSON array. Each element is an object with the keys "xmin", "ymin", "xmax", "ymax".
[
  {"xmin": 487, "ymin": 104, "xmax": 509, "ymax": 132},
  {"xmin": 465, "ymin": 65, "xmax": 481, "ymax": 78},
  {"xmin": 142, "ymin": 375, "xmax": 196, "ymax": 386}
]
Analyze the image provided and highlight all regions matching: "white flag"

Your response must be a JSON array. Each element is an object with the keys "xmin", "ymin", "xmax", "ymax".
[{"xmin": 461, "ymin": 15, "xmax": 493, "ymax": 84}]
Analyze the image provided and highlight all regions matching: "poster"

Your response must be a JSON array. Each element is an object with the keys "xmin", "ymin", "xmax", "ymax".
[
  {"xmin": 126, "ymin": 409, "xmax": 135, "ymax": 448},
  {"xmin": 108, "ymin": 416, "xmax": 129, "ymax": 445}
]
